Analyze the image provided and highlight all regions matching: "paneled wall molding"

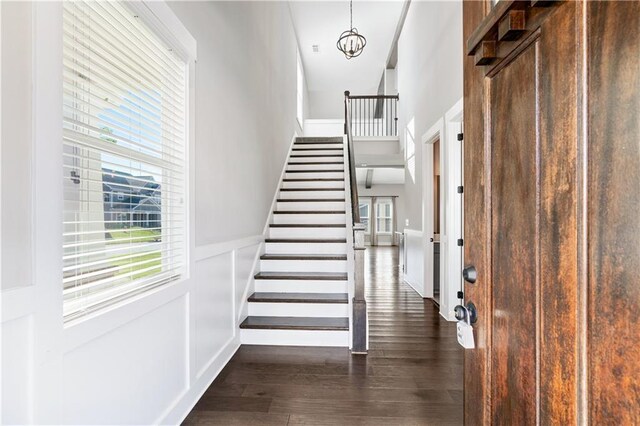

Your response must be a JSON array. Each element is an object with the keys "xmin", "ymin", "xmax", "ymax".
[{"xmin": 194, "ymin": 235, "xmax": 264, "ymax": 262}]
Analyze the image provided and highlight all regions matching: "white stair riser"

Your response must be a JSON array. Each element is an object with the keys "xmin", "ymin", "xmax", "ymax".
[
  {"xmin": 282, "ymin": 180, "xmax": 344, "ymax": 189},
  {"xmin": 254, "ymin": 279, "xmax": 348, "ymax": 293},
  {"xmin": 288, "ymin": 156, "xmax": 343, "ymax": 163},
  {"xmin": 276, "ymin": 201, "xmax": 345, "ymax": 211},
  {"xmin": 287, "ymin": 163, "xmax": 343, "ymax": 171},
  {"xmin": 291, "ymin": 149, "xmax": 343, "ymax": 156},
  {"xmin": 293, "ymin": 143, "xmax": 344, "ymax": 150},
  {"xmin": 273, "ymin": 213, "xmax": 346, "ymax": 224},
  {"xmin": 269, "ymin": 227, "xmax": 346, "ymax": 239},
  {"xmin": 279, "ymin": 190, "xmax": 345, "ymax": 199},
  {"xmin": 285, "ymin": 172, "xmax": 344, "ymax": 179},
  {"xmin": 248, "ymin": 302, "xmax": 349, "ymax": 317},
  {"xmin": 240, "ymin": 329, "xmax": 349, "ymax": 347},
  {"xmin": 265, "ymin": 242, "xmax": 347, "ymax": 254},
  {"xmin": 260, "ymin": 259, "xmax": 347, "ymax": 273}
]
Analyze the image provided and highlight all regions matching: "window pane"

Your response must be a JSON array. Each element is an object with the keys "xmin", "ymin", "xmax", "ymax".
[{"xmin": 62, "ymin": 0, "xmax": 186, "ymax": 321}]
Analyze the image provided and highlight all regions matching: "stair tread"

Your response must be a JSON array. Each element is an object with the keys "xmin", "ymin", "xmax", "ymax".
[
  {"xmin": 240, "ymin": 316, "xmax": 349, "ymax": 330},
  {"xmin": 269, "ymin": 223, "xmax": 346, "ymax": 228},
  {"xmin": 277, "ymin": 198, "xmax": 345, "ymax": 202},
  {"xmin": 265, "ymin": 238, "xmax": 347, "ymax": 243},
  {"xmin": 290, "ymin": 154, "xmax": 343, "ymax": 158},
  {"xmin": 288, "ymin": 161, "xmax": 344, "ymax": 165},
  {"xmin": 292, "ymin": 147, "xmax": 344, "ymax": 151},
  {"xmin": 248, "ymin": 292, "xmax": 349, "ymax": 303},
  {"xmin": 261, "ymin": 254, "xmax": 347, "ymax": 260},
  {"xmin": 283, "ymin": 178, "xmax": 344, "ymax": 182},
  {"xmin": 280, "ymin": 188, "xmax": 345, "ymax": 191},
  {"xmin": 273, "ymin": 211, "xmax": 346, "ymax": 214},
  {"xmin": 286, "ymin": 170, "xmax": 344, "ymax": 173},
  {"xmin": 254, "ymin": 271, "xmax": 348, "ymax": 280}
]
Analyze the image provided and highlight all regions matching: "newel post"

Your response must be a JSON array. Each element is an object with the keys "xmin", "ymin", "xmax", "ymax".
[{"xmin": 352, "ymin": 222, "xmax": 367, "ymax": 354}]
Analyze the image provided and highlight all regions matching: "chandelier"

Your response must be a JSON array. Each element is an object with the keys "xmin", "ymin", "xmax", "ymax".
[{"xmin": 336, "ymin": 1, "xmax": 367, "ymax": 60}]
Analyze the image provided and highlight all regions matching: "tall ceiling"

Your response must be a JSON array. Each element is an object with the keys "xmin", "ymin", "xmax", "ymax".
[{"xmin": 289, "ymin": 1, "xmax": 405, "ymax": 94}]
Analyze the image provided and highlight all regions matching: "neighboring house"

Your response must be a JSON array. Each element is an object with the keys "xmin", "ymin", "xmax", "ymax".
[{"xmin": 102, "ymin": 168, "xmax": 161, "ymax": 229}]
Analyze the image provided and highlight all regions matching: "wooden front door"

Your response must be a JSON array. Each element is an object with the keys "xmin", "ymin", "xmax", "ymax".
[{"xmin": 462, "ymin": 0, "xmax": 639, "ymax": 424}]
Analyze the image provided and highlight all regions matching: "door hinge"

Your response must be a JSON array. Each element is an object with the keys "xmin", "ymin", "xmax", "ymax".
[
  {"xmin": 457, "ymin": 291, "xmax": 464, "ymax": 299},
  {"xmin": 457, "ymin": 238, "xmax": 464, "ymax": 246},
  {"xmin": 457, "ymin": 132, "xmax": 464, "ymax": 141},
  {"xmin": 457, "ymin": 185, "xmax": 464, "ymax": 194}
]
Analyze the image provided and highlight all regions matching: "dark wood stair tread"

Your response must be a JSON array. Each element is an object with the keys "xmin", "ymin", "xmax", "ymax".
[
  {"xmin": 248, "ymin": 292, "xmax": 348, "ymax": 303},
  {"xmin": 285, "ymin": 169, "xmax": 344, "ymax": 173},
  {"xmin": 283, "ymin": 178, "xmax": 344, "ymax": 182},
  {"xmin": 288, "ymin": 161, "xmax": 344, "ymax": 165},
  {"xmin": 280, "ymin": 188, "xmax": 344, "ymax": 191},
  {"xmin": 292, "ymin": 147, "xmax": 343, "ymax": 151},
  {"xmin": 260, "ymin": 254, "xmax": 347, "ymax": 261},
  {"xmin": 277, "ymin": 198, "xmax": 345, "ymax": 202},
  {"xmin": 240, "ymin": 316, "xmax": 349, "ymax": 330},
  {"xmin": 269, "ymin": 223, "xmax": 346, "ymax": 228},
  {"xmin": 265, "ymin": 238, "xmax": 347, "ymax": 243},
  {"xmin": 273, "ymin": 210, "xmax": 346, "ymax": 214},
  {"xmin": 290, "ymin": 154, "xmax": 343, "ymax": 158},
  {"xmin": 254, "ymin": 272, "xmax": 348, "ymax": 281}
]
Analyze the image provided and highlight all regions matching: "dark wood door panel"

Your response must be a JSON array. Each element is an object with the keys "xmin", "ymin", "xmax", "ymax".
[
  {"xmin": 490, "ymin": 43, "xmax": 538, "ymax": 425},
  {"xmin": 588, "ymin": 1, "xmax": 640, "ymax": 423}
]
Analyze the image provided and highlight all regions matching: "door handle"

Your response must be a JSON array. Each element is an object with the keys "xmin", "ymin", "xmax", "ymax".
[
  {"xmin": 454, "ymin": 302, "xmax": 478, "ymax": 324},
  {"xmin": 463, "ymin": 265, "xmax": 477, "ymax": 283},
  {"xmin": 430, "ymin": 237, "xmax": 434, "ymax": 242}
]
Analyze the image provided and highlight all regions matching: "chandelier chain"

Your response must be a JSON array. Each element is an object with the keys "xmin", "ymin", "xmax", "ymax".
[{"xmin": 350, "ymin": 0, "xmax": 353, "ymax": 29}]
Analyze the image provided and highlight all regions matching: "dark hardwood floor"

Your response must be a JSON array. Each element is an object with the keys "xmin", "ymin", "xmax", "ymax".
[{"xmin": 184, "ymin": 246, "xmax": 463, "ymax": 425}]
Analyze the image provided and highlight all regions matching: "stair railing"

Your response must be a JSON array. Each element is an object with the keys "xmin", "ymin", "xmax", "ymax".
[
  {"xmin": 346, "ymin": 93, "xmax": 399, "ymax": 137},
  {"xmin": 344, "ymin": 90, "xmax": 367, "ymax": 354}
]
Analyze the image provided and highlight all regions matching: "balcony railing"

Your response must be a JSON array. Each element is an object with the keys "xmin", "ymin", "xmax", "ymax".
[{"xmin": 344, "ymin": 92, "xmax": 399, "ymax": 137}]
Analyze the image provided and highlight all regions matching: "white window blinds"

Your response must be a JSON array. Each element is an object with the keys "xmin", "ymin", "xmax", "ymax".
[{"xmin": 62, "ymin": 1, "xmax": 187, "ymax": 321}]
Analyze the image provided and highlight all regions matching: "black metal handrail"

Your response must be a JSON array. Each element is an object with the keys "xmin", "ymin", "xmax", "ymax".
[
  {"xmin": 345, "ymin": 92, "xmax": 399, "ymax": 137},
  {"xmin": 344, "ymin": 91, "xmax": 360, "ymax": 224}
]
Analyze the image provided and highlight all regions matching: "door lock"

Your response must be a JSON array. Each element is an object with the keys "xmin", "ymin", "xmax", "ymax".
[
  {"xmin": 454, "ymin": 302, "xmax": 477, "ymax": 324},
  {"xmin": 462, "ymin": 265, "xmax": 477, "ymax": 283}
]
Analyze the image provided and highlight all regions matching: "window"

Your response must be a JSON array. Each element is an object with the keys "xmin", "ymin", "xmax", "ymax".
[
  {"xmin": 376, "ymin": 199, "xmax": 393, "ymax": 234},
  {"xmin": 359, "ymin": 201, "xmax": 370, "ymax": 234},
  {"xmin": 62, "ymin": 1, "xmax": 187, "ymax": 321},
  {"xmin": 296, "ymin": 50, "xmax": 304, "ymax": 127}
]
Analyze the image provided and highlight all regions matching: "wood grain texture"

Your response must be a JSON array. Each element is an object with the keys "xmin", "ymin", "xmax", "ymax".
[
  {"xmin": 587, "ymin": 1, "xmax": 640, "ymax": 423},
  {"xmin": 463, "ymin": 0, "xmax": 491, "ymax": 424},
  {"xmin": 538, "ymin": 2, "xmax": 579, "ymax": 423},
  {"xmin": 185, "ymin": 247, "xmax": 463, "ymax": 425},
  {"xmin": 490, "ymin": 43, "xmax": 538, "ymax": 425}
]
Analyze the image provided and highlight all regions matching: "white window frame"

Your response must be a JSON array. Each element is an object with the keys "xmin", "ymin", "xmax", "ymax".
[
  {"xmin": 296, "ymin": 49, "xmax": 304, "ymax": 129},
  {"xmin": 375, "ymin": 198, "xmax": 393, "ymax": 235},
  {"xmin": 57, "ymin": 1, "xmax": 197, "ymax": 324},
  {"xmin": 358, "ymin": 199, "xmax": 371, "ymax": 235}
]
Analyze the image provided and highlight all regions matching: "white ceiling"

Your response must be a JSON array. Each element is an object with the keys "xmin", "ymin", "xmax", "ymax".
[{"xmin": 289, "ymin": 1, "xmax": 405, "ymax": 94}]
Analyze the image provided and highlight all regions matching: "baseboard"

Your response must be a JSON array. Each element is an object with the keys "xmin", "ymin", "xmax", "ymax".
[{"xmin": 159, "ymin": 336, "xmax": 240, "ymax": 424}]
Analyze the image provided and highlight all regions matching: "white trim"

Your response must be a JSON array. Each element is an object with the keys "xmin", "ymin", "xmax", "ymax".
[
  {"xmin": 194, "ymin": 235, "xmax": 263, "ymax": 262},
  {"xmin": 421, "ymin": 119, "xmax": 444, "ymax": 302},
  {"xmin": 440, "ymin": 97, "xmax": 464, "ymax": 322}
]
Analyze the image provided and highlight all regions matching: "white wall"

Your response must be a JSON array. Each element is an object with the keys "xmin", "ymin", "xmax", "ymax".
[
  {"xmin": 308, "ymin": 89, "xmax": 345, "ymax": 119},
  {"xmin": 396, "ymin": 1, "xmax": 462, "ymax": 305},
  {"xmin": 1, "ymin": 1, "xmax": 303, "ymax": 424},
  {"xmin": 397, "ymin": 1, "xmax": 463, "ymax": 230}
]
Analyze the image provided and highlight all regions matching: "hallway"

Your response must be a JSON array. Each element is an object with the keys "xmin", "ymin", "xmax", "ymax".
[{"xmin": 184, "ymin": 247, "xmax": 463, "ymax": 425}]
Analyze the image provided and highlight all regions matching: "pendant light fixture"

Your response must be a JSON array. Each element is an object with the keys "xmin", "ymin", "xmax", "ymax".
[{"xmin": 336, "ymin": 0, "xmax": 367, "ymax": 60}]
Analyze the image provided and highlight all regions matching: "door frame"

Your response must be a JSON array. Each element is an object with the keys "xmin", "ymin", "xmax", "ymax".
[{"xmin": 421, "ymin": 119, "xmax": 443, "ymax": 302}]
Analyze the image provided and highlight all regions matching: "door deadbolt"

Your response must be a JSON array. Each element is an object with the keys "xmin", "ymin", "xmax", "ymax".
[{"xmin": 463, "ymin": 265, "xmax": 477, "ymax": 284}]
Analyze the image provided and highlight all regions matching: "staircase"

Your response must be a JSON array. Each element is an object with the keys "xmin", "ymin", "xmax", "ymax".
[{"xmin": 240, "ymin": 137, "xmax": 352, "ymax": 347}]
